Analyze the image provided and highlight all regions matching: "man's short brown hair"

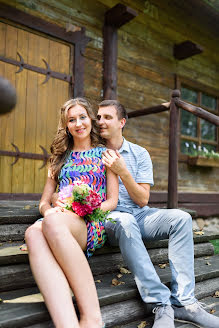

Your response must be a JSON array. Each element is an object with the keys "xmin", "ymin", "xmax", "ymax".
[{"xmin": 98, "ymin": 99, "xmax": 128, "ymax": 121}]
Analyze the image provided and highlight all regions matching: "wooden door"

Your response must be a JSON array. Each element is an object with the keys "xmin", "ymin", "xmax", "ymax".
[{"xmin": 0, "ymin": 21, "xmax": 71, "ymax": 194}]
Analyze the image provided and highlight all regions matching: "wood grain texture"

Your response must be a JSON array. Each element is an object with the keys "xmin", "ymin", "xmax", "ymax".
[
  {"xmin": 0, "ymin": 22, "xmax": 70, "ymax": 193},
  {"xmin": 0, "ymin": 0, "xmax": 218, "ymax": 194}
]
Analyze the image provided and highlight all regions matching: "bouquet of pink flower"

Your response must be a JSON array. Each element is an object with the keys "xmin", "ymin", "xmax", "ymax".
[{"xmin": 58, "ymin": 181, "xmax": 111, "ymax": 222}]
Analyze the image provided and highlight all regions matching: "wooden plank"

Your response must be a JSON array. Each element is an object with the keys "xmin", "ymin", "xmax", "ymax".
[
  {"xmin": 180, "ymin": 203, "xmax": 219, "ymax": 217},
  {"xmin": 56, "ymin": 39, "xmax": 70, "ymax": 129},
  {"xmin": 1, "ymin": 24, "xmax": 18, "ymax": 193},
  {"xmin": 0, "ymin": 22, "xmax": 6, "ymax": 193},
  {"xmin": 0, "ymin": 3, "xmax": 89, "ymax": 44},
  {"xmin": 104, "ymin": 3, "xmax": 137, "ymax": 28},
  {"xmin": 0, "ymin": 242, "xmax": 215, "ymax": 291},
  {"xmin": 175, "ymin": 98, "xmax": 219, "ymax": 126},
  {"xmin": 34, "ymin": 34, "xmax": 49, "ymax": 193},
  {"xmin": 149, "ymin": 192, "xmax": 219, "ymax": 204},
  {"xmin": 111, "ymin": 295, "xmax": 219, "ymax": 327},
  {"xmin": 23, "ymin": 32, "xmax": 39, "ymax": 193},
  {"xmin": 11, "ymin": 27, "xmax": 28, "ymax": 193},
  {"xmin": 0, "ymin": 230, "xmax": 218, "ymax": 266},
  {"xmin": 0, "ymin": 206, "xmax": 40, "ymax": 224},
  {"xmin": 128, "ymin": 104, "xmax": 169, "ymax": 118},
  {"xmin": 0, "ymin": 259, "xmax": 218, "ymax": 327},
  {"xmin": 45, "ymin": 39, "xmax": 60, "ymax": 159},
  {"xmin": 174, "ymin": 40, "xmax": 203, "ymax": 60},
  {"xmin": 0, "ymin": 223, "xmax": 29, "ymax": 242},
  {"xmin": 0, "ymin": 193, "xmax": 42, "ymax": 200}
]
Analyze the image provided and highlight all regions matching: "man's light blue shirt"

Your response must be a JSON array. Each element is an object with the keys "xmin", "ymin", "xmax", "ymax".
[{"xmin": 115, "ymin": 138, "xmax": 154, "ymax": 217}]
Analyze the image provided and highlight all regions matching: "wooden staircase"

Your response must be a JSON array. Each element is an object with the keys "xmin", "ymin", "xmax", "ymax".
[{"xmin": 0, "ymin": 201, "xmax": 219, "ymax": 328}]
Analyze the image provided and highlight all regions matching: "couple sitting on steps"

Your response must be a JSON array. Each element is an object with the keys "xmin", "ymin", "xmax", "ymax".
[{"xmin": 25, "ymin": 98, "xmax": 219, "ymax": 328}]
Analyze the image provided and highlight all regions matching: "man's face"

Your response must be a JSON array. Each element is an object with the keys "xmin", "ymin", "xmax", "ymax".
[{"xmin": 97, "ymin": 106, "xmax": 124, "ymax": 139}]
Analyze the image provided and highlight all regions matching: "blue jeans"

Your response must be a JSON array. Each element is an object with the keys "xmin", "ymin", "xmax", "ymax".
[{"xmin": 105, "ymin": 208, "xmax": 196, "ymax": 306}]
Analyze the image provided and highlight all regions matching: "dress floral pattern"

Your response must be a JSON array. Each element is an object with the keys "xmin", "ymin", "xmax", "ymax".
[{"xmin": 58, "ymin": 147, "xmax": 107, "ymax": 257}]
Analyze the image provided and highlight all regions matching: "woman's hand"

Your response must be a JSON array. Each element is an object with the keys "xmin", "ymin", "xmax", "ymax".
[{"xmin": 44, "ymin": 206, "xmax": 67, "ymax": 218}]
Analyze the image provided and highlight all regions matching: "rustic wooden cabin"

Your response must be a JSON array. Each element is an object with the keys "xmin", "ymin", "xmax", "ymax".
[
  {"xmin": 0, "ymin": 0, "xmax": 219, "ymax": 216},
  {"xmin": 0, "ymin": 1, "xmax": 219, "ymax": 327}
]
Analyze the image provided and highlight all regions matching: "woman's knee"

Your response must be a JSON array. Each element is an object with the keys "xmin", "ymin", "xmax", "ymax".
[
  {"xmin": 42, "ymin": 213, "xmax": 85, "ymax": 243},
  {"xmin": 25, "ymin": 223, "xmax": 43, "ymax": 250},
  {"xmin": 42, "ymin": 215, "xmax": 64, "ymax": 240}
]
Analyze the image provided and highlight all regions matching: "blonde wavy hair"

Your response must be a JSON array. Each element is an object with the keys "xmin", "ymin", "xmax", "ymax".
[{"xmin": 49, "ymin": 98, "xmax": 104, "ymax": 181}]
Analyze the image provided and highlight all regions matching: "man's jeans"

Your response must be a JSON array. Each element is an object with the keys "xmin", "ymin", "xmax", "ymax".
[{"xmin": 105, "ymin": 208, "xmax": 196, "ymax": 306}]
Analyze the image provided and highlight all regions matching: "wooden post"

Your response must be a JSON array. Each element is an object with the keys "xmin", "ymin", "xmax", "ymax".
[
  {"xmin": 103, "ymin": 4, "xmax": 137, "ymax": 99},
  {"xmin": 103, "ymin": 24, "xmax": 118, "ymax": 99},
  {"xmin": 168, "ymin": 90, "xmax": 180, "ymax": 209}
]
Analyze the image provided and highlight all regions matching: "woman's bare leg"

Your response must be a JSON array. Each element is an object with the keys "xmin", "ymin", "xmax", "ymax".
[
  {"xmin": 25, "ymin": 222, "xmax": 80, "ymax": 328},
  {"xmin": 42, "ymin": 212, "xmax": 103, "ymax": 328}
]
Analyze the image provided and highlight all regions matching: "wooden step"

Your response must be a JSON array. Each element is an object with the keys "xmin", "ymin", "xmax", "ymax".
[
  {"xmin": 0, "ymin": 242, "xmax": 216, "ymax": 292},
  {"xmin": 113, "ymin": 295, "xmax": 219, "ymax": 328},
  {"xmin": 0, "ymin": 231, "xmax": 216, "ymax": 266},
  {"xmin": 0, "ymin": 201, "xmax": 40, "ymax": 225},
  {"xmin": 1, "ymin": 277, "xmax": 218, "ymax": 328},
  {"xmin": 0, "ymin": 250, "xmax": 218, "ymax": 297},
  {"xmin": 0, "ymin": 214, "xmax": 218, "ymax": 242},
  {"xmin": 0, "ymin": 224, "xmax": 30, "ymax": 242},
  {"xmin": 12, "ymin": 294, "xmax": 219, "ymax": 328}
]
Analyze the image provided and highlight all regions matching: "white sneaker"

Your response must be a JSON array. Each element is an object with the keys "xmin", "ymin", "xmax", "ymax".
[
  {"xmin": 152, "ymin": 305, "xmax": 175, "ymax": 328},
  {"xmin": 173, "ymin": 301, "xmax": 219, "ymax": 328}
]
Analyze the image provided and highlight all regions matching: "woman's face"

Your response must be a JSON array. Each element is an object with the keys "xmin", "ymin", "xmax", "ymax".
[{"xmin": 66, "ymin": 104, "xmax": 92, "ymax": 141}]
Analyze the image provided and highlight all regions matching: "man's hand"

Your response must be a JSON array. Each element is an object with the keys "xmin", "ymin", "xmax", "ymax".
[{"xmin": 102, "ymin": 149, "xmax": 127, "ymax": 176}]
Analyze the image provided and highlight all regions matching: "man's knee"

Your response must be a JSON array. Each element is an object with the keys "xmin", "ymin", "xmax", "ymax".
[
  {"xmin": 106, "ymin": 212, "xmax": 140, "ymax": 241},
  {"xmin": 169, "ymin": 209, "xmax": 192, "ymax": 232}
]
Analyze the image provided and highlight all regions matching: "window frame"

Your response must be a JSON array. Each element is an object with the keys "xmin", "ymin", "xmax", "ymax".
[{"xmin": 176, "ymin": 77, "xmax": 219, "ymax": 162}]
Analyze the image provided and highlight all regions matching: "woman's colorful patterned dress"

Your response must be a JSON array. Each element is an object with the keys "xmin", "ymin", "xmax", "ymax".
[{"xmin": 58, "ymin": 147, "xmax": 107, "ymax": 258}]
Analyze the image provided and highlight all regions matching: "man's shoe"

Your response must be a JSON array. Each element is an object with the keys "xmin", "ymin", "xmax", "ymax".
[
  {"xmin": 152, "ymin": 305, "xmax": 175, "ymax": 328},
  {"xmin": 173, "ymin": 301, "xmax": 219, "ymax": 328}
]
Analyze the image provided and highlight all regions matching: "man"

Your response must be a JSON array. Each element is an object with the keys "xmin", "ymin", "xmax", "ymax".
[{"xmin": 97, "ymin": 99, "xmax": 219, "ymax": 328}]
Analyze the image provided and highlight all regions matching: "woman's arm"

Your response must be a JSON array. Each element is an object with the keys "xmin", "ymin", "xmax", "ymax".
[
  {"xmin": 39, "ymin": 176, "xmax": 57, "ymax": 217},
  {"xmin": 100, "ymin": 167, "xmax": 118, "ymax": 212}
]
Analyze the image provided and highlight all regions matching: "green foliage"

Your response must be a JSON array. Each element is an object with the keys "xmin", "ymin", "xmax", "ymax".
[
  {"xmin": 86, "ymin": 208, "xmax": 115, "ymax": 223},
  {"xmin": 189, "ymin": 149, "xmax": 219, "ymax": 159},
  {"xmin": 210, "ymin": 239, "xmax": 219, "ymax": 254}
]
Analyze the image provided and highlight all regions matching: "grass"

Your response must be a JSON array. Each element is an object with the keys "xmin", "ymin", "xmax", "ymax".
[{"xmin": 210, "ymin": 239, "xmax": 219, "ymax": 254}]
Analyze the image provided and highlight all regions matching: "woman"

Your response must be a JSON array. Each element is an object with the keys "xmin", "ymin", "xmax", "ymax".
[{"xmin": 25, "ymin": 98, "xmax": 118, "ymax": 328}]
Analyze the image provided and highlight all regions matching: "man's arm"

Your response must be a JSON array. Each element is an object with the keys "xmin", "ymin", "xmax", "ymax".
[{"xmin": 102, "ymin": 150, "xmax": 150, "ymax": 207}]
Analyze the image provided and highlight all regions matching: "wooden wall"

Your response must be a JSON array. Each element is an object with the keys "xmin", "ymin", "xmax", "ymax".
[{"xmin": 1, "ymin": 0, "xmax": 219, "ymax": 194}]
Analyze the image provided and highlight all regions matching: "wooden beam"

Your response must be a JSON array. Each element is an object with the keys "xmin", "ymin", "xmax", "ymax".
[
  {"xmin": 174, "ymin": 41, "xmax": 203, "ymax": 60},
  {"xmin": 168, "ymin": 90, "xmax": 180, "ymax": 209},
  {"xmin": 105, "ymin": 3, "xmax": 137, "ymax": 28},
  {"xmin": 128, "ymin": 104, "xmax": 169, "ymax": 118},
  {"xmin": 174, "ymin": 99, "xmax": 219, "ymax": 126},
  {"xmin": 103, "ymin": 4, "xmax": 137, "ymax": 100},
  {"xmin": 103, "ymin": 24, "xmax": 118, "ymax": 100}
]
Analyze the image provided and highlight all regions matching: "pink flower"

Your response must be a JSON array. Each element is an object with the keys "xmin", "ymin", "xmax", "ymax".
[
  {"xmin": 72, "ymin": 202, "xmax": 93, "ymax": 217},
  {"xmin": 59, "ymin": 184, "xmax": 74, "ymax": 200},
  {"xmin": 86, "ymin": 190, "xmax": 102, "ymax": 209}
]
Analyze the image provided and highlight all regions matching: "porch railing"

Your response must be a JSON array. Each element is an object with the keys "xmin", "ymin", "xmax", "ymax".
[{"xmin": 128, "ymin": 90, "xmax": 219, "ymax": 209}]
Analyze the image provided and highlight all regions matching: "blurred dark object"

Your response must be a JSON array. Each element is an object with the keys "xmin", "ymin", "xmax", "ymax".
[{"xmin": 0, "ymin": 76, "xmax": 17, "ymax": 115}]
